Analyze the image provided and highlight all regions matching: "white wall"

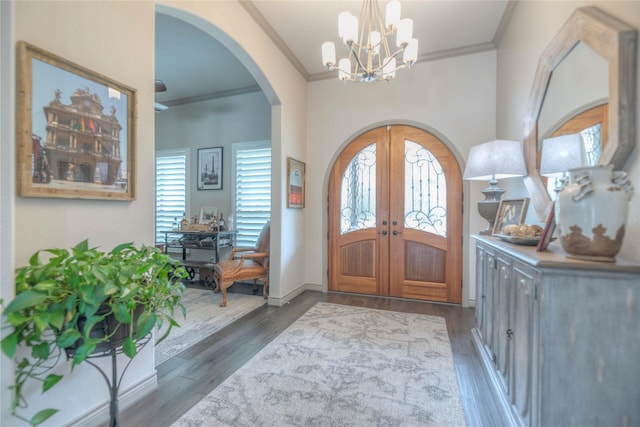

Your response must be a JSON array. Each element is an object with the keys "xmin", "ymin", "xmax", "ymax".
[
  {"xmin": 1, "ymin": 2, "xmax": 15, "ymax": 426},
  {"xmin": 4, "ymin": 0, "xmax": 308, "ymax": 425},
  {"xmin": 496, "ymin": 1, "xmax": 640, "ymax": 262},
  {"xmin": 306, "ymin": 51, "xmax": 500, "ymax": 305},
  {"xmin": 155, "ymin": 91, "xmax": 271, "ymax": 219},
  {"xmin": 10, "ymin": 2, "xmax": 157, "ymax": 426}
]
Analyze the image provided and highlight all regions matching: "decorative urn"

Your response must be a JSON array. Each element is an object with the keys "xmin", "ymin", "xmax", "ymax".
[{"xmin": 555, "ymin": 165, "xmax": 633, "ymax": 262}]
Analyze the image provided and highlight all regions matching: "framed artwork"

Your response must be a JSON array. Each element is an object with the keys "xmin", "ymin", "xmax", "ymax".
[
  {"xmin": 199, "ymin": 207, "xmax": 218, "ymax": 224},
  {"xmin": 197, "ymin": 147, "xmax": 223, "ymax": 190},
  {"xmin": 536, "ymin": 203, "xmax": 556, "ymax": 251},
  {"xmin": 492, "ymin": 198, "xmax": 530, "ymax": 235},
  {"xmin": 16, "ymin": 41, "xmax": 136, "ymax": 200},
  {"xmin": 287, "ymin": 157, "xmax": 305, "ymax": 208}
]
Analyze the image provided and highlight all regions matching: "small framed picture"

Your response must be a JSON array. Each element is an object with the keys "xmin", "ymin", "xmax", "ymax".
[
  {"xmin": 492, "ymin": 198, "xmax": 530, "ymax": 235},
  {"xmin": 197, "ymin": 147, "xmax": 222, "ymax": 190},
  {"xmin": 199, "ymin": 207, "xmax": 218, "ymax": 224},
  {"xmin": 536, "ymin": 203, "xmax": 556, "ymax": 251},
  {"xmin": 287, "ymin": 157, "xmax": 305, "ymax": 208}
]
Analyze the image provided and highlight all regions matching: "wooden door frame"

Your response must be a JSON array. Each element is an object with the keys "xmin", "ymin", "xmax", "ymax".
[{"xmin": 322, "ymin": 122, "xmax": 473, "ymax": 306}]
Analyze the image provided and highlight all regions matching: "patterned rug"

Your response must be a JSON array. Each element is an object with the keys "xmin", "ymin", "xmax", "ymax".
[
  {"xmin": 173, "ymin": 302, "xmax": 466, "ymax": 426},
  {"xmin": 155, "ymin": 287, "xmax": 266, "ymax": 365}
]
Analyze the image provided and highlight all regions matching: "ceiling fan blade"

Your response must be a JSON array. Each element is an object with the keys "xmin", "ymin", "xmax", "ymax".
[
  {"xmin": 155, "ymin": 79, "xmax": 167, "ymax": 93},
  {"xmin": 155, "ymin": 102, "xmax": 168, "ymax": 112}
]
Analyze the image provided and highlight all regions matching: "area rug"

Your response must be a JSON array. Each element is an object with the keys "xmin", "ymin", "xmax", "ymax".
[
  {"xmin": 155, "ymin": 287, "xmax": 266, "ymax": 365},
  {"xmin": 173, "ymin": 302, "xmax": 466, "ymax": 426}
]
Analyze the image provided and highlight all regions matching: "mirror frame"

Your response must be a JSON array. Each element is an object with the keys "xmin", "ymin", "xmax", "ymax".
[{"xmin": 523, "ymin": 6, "xmax": 637, "ymax": 220}]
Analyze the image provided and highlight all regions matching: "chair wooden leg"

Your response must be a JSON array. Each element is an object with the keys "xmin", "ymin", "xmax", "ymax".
[
  {"xmin": 263, "ymin": 277, "xmax": 269, "ymax": 299},
  {"xmin": 213, "ymin": 271, "xmax": 222, "ymax": 293},
  {"xmin": 220, "ymin": 282, "xmax": 228, "ymax": 307}
]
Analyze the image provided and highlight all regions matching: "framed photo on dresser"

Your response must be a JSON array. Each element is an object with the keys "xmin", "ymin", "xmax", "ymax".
[
  {"xmin": 492, "ymin": 198, "xmax": 530, "ymax": 235},
  {"xmin": 536, "ymin": 203, "xmax": 556, "ymax": 251}
]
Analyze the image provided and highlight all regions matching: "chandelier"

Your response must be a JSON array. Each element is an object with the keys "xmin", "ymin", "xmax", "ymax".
[{"xmin": 321, "ymin": 0, "xmax": 418, "ymax": 82}]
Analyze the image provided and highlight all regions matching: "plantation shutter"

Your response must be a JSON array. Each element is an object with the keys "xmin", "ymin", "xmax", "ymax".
[
  {"xmin": 233, "ymin": 142, "xmax": 271, "ymax": 247},
  {"xmin": 155, "ymin": 151, "xmax": 187, "ymax": 245}
]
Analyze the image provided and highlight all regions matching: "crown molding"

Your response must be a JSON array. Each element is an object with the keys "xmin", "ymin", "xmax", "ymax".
[
  {"xmin": 164, "ymin": 85, "xmax": 262, "ymax": 107},
  {"xmin": 493, "ymin": 0, "xmax": 518, "ymax": 48},
  {"xmin": 240, "ymin": 1, "xmax": 310, "ymax": 80},
  {"xmin": 309, "ymin": 41, "xmax": 496, "ymax": 82}
]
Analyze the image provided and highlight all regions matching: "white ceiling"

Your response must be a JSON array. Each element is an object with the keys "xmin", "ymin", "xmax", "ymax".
[{"xmin": 155, "ymin": 0, "xmax": 512, "ymax": 106}]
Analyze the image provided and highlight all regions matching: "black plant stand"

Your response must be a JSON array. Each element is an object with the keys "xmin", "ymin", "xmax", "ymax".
[{"xmin": 67, "ymin": 335, "xmax": 151, "ymax": 427}]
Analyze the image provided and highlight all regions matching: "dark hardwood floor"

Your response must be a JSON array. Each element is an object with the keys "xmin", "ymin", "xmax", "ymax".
[{"xmin": 119, "ymin": 291, "xmax": 509, "ymax": 426}]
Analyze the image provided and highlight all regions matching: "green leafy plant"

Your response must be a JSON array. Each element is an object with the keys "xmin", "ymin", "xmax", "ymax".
[{"xmin": 1, "ymin": 240, "xmax": 188, "ymax": 426}]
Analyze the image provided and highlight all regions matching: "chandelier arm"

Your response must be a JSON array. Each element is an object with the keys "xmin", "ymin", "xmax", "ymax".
[
  {"xmin": 328, "ymin": 61, "xmax": 367, "ymax": 81},
  {"xmin": 347, "ymin": 42, "xmax": 357, "ymax": 68},
  {"xmin": 374, "ymin": 0, "xmax": 392, "ymax": 61},
  {"xmin": 363, "ymin": 0, "xmax": 373, "ymax": 73},
  {"xmin": 345, "ymin": 47, "xmax": 405, "ymax": 77},
  {"xmin": 349, "ymin": 45, "xmax": 369, "ymax": 75},
  {"xmin": 373, "ymin": 48, "xmax": 404, "ymax": 72}
]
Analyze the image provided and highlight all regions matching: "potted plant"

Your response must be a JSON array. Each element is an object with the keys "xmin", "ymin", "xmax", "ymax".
[{"xmin": 1, "ymin": 239, "xmax": 188, "ymax": 426}]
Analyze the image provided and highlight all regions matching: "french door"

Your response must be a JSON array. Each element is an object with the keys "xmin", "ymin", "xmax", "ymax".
[{"xmin": 328, "ymin": 125, "xmax": 462, "ymax": 303}]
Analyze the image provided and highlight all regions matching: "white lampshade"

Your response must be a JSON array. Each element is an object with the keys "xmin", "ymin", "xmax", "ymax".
[
  {"xmin": 322, "ymin": 42, "xmax": 336, "ymax": 67},
  {"xmin": 338, "ymin": 58, "xmax": 351, "ymax": 81},
  {"xmin": 342, "ymin": 14, "xmax": 358, "ymax": 45},
  {"xmin": 396, "ymin": 18, "xmax": 413, "ymax": 48},
  {"xmin": 463, "ymin": 140, "xmax": 527, "ymax": 181},
  {"xmin": 403, "ymin": 38, "xmax": 418, "ymax": 65},
  {"xmin": 540, "ymin": 133, "xmax": 585, "ymax": 175},
  {"xmin": 385, "ymin": 0, "xmax": 401, "ymax": 30},
  {"xmin": 369, "ymin": 31, "xmax": 381, "ymax": 55},
  {"xmin": 383, "ymin": 57, "xmax": 396, "ymax": 80},
  {"xmin": 338, "ymin": 11, "xmax": 351, "ymax": 38}
]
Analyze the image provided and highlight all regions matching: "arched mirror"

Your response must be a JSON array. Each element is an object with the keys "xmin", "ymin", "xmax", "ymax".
[{"xmin": 523, "ymin": 6, "xmax": 637, "ymax": 220}]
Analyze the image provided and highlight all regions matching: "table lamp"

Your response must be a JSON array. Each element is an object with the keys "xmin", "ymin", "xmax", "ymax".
[
  {"xmin": 463, "ymin": 139, "xmax": 527, "ymax": 234},
  {"xmin": 540, "ymin": 133, "xmax": 585, "ymax": 193}
]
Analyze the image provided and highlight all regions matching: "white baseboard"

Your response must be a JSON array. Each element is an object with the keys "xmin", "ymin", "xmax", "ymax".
[
  {"xmin": 267, "ymin": 283, "xmax": 323, "ymax": 306},
  {"xmin": 68, "ymin": 372, "xmax": 157, "ymax": 427}
]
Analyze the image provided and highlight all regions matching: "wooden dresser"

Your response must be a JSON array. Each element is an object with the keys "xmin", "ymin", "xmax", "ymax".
[{"xmin": 472, "ymin": 235, "xmax": 640, "ymax": 427}]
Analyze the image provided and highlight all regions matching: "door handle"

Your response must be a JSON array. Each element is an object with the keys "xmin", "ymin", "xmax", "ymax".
[
  {"xmin": 380, "ymin": 230, "xmax": 388, "ymax": 235},
  {"xmin": 392, "ymin": 230, "xmax": 402, "ymax": 235}
]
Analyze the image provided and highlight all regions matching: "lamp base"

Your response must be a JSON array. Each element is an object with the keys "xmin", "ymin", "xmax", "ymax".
[
  {"xmin": 477, "ymin": 200, "xmax": 500, "ymax": 234},
  {"xmin": 477, "ymin": 181, "xmax": 505, "ymax": 234}
]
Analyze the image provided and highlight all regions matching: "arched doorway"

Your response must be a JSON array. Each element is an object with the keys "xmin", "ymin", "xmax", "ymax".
[
  {"xmin": 155, "ymin": 4, "xmax": 283, "ymax": 300},
  {"xmin": 328, "ymin": 125, "xmax": 462, "ymax": 303}
]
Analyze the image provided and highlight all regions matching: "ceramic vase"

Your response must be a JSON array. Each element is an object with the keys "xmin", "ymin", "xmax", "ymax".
[{"xmin": 555, "ymin": 165, "xmax": 634, "ymax": 262}]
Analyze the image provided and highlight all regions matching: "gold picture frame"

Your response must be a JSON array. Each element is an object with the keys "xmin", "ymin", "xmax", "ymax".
[
  {"xmin": 16, "ymin": 41, "xmax": 136, "ymax": 200},
  {"xmin": 492, "ymin": 198, "xmax": 530, "ymax": 235},
  {"xmin": 287, "ymin": 157, "xmax": 305, "ymax": 209}
]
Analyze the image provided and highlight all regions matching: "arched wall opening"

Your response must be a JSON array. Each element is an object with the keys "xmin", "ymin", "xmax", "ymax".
[{"xmin": 155, "ymin": 3, "xmax": 285, "ymax": 302}]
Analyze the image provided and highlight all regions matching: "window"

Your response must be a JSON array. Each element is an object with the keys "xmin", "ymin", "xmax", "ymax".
[
  {"xmin": 155, "ymin": 150, "xmax": 187, "ymax": 244},
  {"xmin": 232, "ymin": 141, "xmax": 271, "ymax": 247},
  {"xmin": 340, "ymin": 143, "xmax": 376, "ymax": 234},
  {"xmin": 404, "ymin": 140, "xmax": 447, "ymax": 236}
]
